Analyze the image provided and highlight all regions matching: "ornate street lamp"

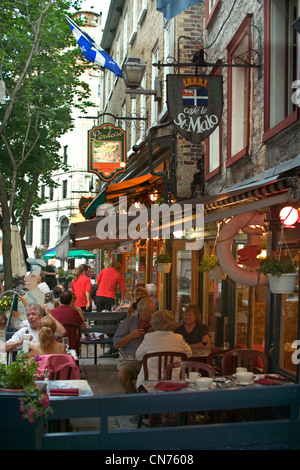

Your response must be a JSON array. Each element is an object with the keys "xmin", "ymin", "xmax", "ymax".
[{"xmin": 122, "ymin": 57, "xmax": 162, "ymax": 100}]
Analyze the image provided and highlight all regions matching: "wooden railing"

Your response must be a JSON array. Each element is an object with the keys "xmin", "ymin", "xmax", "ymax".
[{"xmin": 1, "ymin": 384, "xmax": 300, "ymax": 450}]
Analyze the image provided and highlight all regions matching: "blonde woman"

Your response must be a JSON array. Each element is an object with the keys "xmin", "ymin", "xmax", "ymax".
[
  {"xmin": 28, "ymin": 316, "xmax": 66, "ymax": 358},
  {"xmin": 135, "ymin": 309, "xmax": 192, "ymax": 389},
  {"xmin": 174, "ymin": 304, "xmax": 210, "ymax": 350}
]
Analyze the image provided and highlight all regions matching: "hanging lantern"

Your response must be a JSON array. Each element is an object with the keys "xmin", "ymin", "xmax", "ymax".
[{"xmin": 279, "ymin": 206, "xmax": 299, "ymax": 226}]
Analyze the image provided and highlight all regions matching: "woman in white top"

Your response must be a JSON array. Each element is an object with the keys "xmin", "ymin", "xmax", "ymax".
[{"xmin": 135, "ymin": 310, "xmax": 192, "ymax": 389}]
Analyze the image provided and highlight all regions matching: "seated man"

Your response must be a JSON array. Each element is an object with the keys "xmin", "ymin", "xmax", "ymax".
[
  {"xmin": 113, "ymin": 297, "xmax": 155, "ymax": 394},
  {"xmin": 51, "ymin": 290, "xmax": 86, "ymax": 349},
  {"xmin": 5, "ymin": 303, "xmax": 66, "ymax": 352}
]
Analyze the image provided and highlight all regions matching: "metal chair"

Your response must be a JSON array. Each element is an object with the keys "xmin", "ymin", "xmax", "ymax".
[
  {"xmin": 163, "ymin": 361, "xmax": 215, "ymax": 426},
  {"xmin": 62, "ymin": 323, "xmax": 82, "ymax": 364},
  {"xmin": 137, "ymin": 351, "xmax": 188, "ymax": 428},
  {"xmin": 142, "ymin": 351, "xmax": 188, "ymax": 381},
  {"xmin": 222, "ymin": 349, "xmax": 269, "ymax": 375},
  {"xmin": 206, "ymin": 348, "xmax": 230, "ymax": 376},
  {"xmin": 163, "ymin": 361, "xmax": 215, "ymax": 379}
]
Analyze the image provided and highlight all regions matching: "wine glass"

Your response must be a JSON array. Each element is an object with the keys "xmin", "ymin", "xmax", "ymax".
[
  {"xmin": 202, "ymin": 339, "xmax": 208, "ymax": 353},
  {"xmin": 62, "ymin": 337, "xmax": 69, "ymax": 353}
]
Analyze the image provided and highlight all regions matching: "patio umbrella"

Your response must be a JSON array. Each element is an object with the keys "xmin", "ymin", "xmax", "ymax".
[
  {"xmin": 42, "ymin": 247, "xmax": 95, "ymax": 260},
  {"xmin": 10, "ymin": 225, "xmax": 27, "ymax": 277}
]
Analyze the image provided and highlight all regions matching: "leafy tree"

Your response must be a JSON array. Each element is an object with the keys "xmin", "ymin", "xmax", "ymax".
[{"xmin": 0, "ymin": 0, "xmax": 95, "ymax": 289}]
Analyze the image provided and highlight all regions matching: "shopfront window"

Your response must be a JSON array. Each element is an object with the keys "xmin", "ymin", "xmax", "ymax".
[{"xmin": 279, "ymin": 249, "xmax": 299, "ymax": 375}]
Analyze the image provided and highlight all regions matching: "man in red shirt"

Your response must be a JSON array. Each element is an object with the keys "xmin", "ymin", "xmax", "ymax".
[
  {"xmin": 51, "ymin": 290, "xmax": 86, "ymax": 349},
  {"xmin": 95, "ymin": 260, "xmax": 127, "ymax": 311}
]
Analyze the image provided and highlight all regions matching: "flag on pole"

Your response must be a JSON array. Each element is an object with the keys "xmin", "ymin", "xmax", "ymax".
[
  {"xmin": 65, "ymin": 15, "xmax": 123, "ymax": 78},
  {"xmin": 157, "ymin": 0, "xmax": 203, "ymax": 21}
]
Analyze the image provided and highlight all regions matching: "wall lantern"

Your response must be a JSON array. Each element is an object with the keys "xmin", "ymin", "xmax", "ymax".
[
  {"xmin": 122, "ymin": 57, "xmax": 162, "ymax": 100},
  {"xmin": 279, "ymin": 206, "xmax": 300, "ymax": 226}
]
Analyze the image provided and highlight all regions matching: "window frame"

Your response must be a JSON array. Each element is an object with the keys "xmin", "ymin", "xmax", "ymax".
[
  {"xmin": 263, "ymin": 0, "xmax": 299, "ymax": 143},
  {"xmin": 205, "ymin": 66, "xmax": 222, "ymax": 180},
  {"xmin": 205, "ymin": 0, "xmax": 221, "ymax": 29},
  {"xmin": 226, "ymin": 15, "xmax": 251, "ymax": 168}
]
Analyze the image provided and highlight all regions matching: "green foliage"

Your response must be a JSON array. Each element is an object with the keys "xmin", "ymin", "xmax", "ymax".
[
  {"xmin": 0, "ymin": 294, "xmax": 12, "ymax": 313},
  {"xmin": 196, "ymin": 255, "xmax": 219, "ymax": 273},
  {"xmin": 0, "ymin": 352, "xmax": 39, "ymax": 389},
  {"xmin": 258, "ymin": 253, "xmax": 296, "ymax": 277},
  {"xmin": 155, "ymin": 253, "xmax": 172, "ymax": 264}
]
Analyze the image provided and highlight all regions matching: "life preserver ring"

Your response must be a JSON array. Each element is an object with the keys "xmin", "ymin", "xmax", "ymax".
[{"xmin": 216, "ymin": 211, "xmax": 268, "ymax": 287}]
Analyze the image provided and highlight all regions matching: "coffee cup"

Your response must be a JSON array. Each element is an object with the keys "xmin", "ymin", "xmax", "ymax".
[
  {"xmin": 235, "ymin": 371, "xmax": 254, "ymax": 384},
  {"xmin": 236, "ymin": 367, "xmax": 247, "ymax": 373},
  {"xmin": 196, "ymin": 377, "xmax": 213, "ymax": 390},
  {"xmin": 23, "ymin": 334, "xmax": 31, "ymax": 341},
  {"xmin": 189, "ymin": 372, "xmax": 200, "ymax": 382}
]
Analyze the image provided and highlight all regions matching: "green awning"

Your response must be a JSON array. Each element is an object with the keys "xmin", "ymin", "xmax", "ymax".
[{"xmin": 42, "ymin": 248, "xmax": 95, "ymax": 260}]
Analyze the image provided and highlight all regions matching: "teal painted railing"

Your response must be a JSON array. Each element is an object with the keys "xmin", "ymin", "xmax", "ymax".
[{"xmin": 1, "ymin": 385, "xmax": 300, "ymax": 450}]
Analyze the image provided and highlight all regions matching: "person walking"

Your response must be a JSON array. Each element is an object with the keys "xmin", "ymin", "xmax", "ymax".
[
  {"xmin": 71, "ymin": 264, "xmax": 92, "ymax": 312},
  {"xmin": 95, "ymin": 260, "xmax": 127, "ymax": 311}
]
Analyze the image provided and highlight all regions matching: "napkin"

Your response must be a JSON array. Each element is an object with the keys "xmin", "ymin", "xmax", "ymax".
[
  {"xmin": 50, "ymin": 388, "xmax": 79, "ymax": 396},
  {"xmin": 154, "ymin": 382, "xmax": 189, "ymax": 392},
  {"xmin": 254, "ymin": 378, "xmax": 282, "ymax": 386},
  {"xmin": 264, "ymin": 375, "xmax": 290, "ymax": 382}
]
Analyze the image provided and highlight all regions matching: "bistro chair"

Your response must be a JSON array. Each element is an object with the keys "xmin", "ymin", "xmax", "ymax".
[
  {"xmin": 36, "ymin": 354, "xmax": 81, "ymax": 380},
  {"xmin": 206, "ymin": 348, "xmax": 230, "ymax": 376},
  {"xmin": 222, "ymin": 349, "xmax": 269, "ymax": 375},
  {"xmin": 137, "ymin": 351, "xmax": 188, "ymax": 428},
  {"xmin": 142, "ymin": 351, "xmax": 188, "ymax": 381},
  {"xmin": 163, "ymin": 361, "xmax": 215, "ymax": 426},
  {"xmin": 62, "ymin": 323, "xmax": 81, "ymax": 364},
  {"xmin": 163, "ymin": 361, "xmax": 215, "ymax": 380}
]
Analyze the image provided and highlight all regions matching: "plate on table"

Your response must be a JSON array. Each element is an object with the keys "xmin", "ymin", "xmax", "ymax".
[{"xmin": 235, "ymin": 380, "xmax": 254, "ymax": 386}]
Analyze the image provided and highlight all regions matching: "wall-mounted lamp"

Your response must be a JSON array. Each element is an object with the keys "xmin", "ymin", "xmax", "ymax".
[{"xmin": 122, "ymin": 57, "xmax": 162, "ymax": 100}]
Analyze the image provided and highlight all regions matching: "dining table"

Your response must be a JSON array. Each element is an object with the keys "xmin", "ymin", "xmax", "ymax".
[
  {"xmin": 37, "ymin": 379, "xmax": 93, "ymax": 399},
  {"xmin": 141, "ymin": 373, "xmax": 294, "ymax": 426}
]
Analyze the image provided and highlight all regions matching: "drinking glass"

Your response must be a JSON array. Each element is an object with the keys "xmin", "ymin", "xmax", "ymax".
[
  {"xmin": 62, "ymin": 337, "xmax": 69, "ymax": 353},
  {"xmin": 202, "ymin": 340, "xmax": 208, "ymax": 352}
]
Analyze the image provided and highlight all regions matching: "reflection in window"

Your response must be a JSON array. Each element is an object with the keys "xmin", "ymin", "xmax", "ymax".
[{"xmin": 279, "ymin": 250, "xmax": 299, "ymax": 375}]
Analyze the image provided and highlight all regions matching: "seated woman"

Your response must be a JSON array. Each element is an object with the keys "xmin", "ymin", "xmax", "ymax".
[
  {"xmin": 135, "ymin": 309, "xmax": 192, "ymax": 390},
  {"xmin": 127, "ymin": 287, "xmax": 148, "ymax": 317},
  {"xmin": 174, "ymin": 304, "xmax": 210, "ymax": 351},
  {"xmin": 28, "ymin": 316, "xmax": 66, "ymax": 358}
]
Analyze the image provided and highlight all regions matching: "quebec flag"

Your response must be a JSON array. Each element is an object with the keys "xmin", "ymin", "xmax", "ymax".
[
  {"xmin": 182, "ymin": 87, "xmax": 208, "ymax": 107},
  {"xmin": 65, "ymin": 15, "xmax": 123, "ymax": 78}
]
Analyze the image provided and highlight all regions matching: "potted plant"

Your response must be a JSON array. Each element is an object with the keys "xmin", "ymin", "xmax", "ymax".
[
  {"xmin": 155, "ymin": 253, "xmax": 172, "ymax": 273},
  {"xmin": 196, "ymin": 255, "xmax": 225, "ymax": 281},
  {"xmin": 258, "ymin": 252, "xmax": 297, "ymax": 294},
  {"xmin": 0, "ymin": 353, "xmax": 53, "ymax": 423}
]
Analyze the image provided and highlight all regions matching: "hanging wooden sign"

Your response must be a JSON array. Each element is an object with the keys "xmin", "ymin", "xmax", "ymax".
[
  {"xmin": 88, "ymin": 123, "xmax": 126, "ymax": 181},
  {"xmin": 167, "ymin": 74, "xmax": 223, "ymax": 143}
]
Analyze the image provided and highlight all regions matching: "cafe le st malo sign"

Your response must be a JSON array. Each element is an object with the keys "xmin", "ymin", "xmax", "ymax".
[
  {"xmin": 167, "ymin": 74, "xmax": 223, "ymax": 144},
  {"xmin": 88, "ymin": 123, "xmax": 126, "ymax": 182}
]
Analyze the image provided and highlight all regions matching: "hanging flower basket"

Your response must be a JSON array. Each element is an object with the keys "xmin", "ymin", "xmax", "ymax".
[
  {"xmin": 259, "ymin": 252, "xmax": 297, "ymax": 294},
  {"xmin": 267, "ymin": 273, "xmax": 297, "ymax": 294},
  {"xmin": 157, "ymin": 263, "xmax": 172, "ymax": 273},
  {"xmin": 208, "ymin": 265, "xmax": 226, "ymax": 282},
  {"xmin": 155, "ymin": 252, "xmax": 172, "ymax": 273}
]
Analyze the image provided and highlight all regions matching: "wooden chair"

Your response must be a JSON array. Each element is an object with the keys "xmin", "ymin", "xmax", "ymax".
[
  {"xmin": 62, "ymin": 323, "xmax": 82, "ymax": 364},
  {"xmin": 163, "ymin": 361, "xmax": 215, "ymax": 380},
  {"xmin": 137, "ymin": 351, "xmax": 188, "ymax": 428},
  {"xmin": 222, "ymin": 349, "xmax": 269, "ymax": 375},
  {"xmin": 206, "ymin": 349, "xmax": 230, "ymax": 376}
]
